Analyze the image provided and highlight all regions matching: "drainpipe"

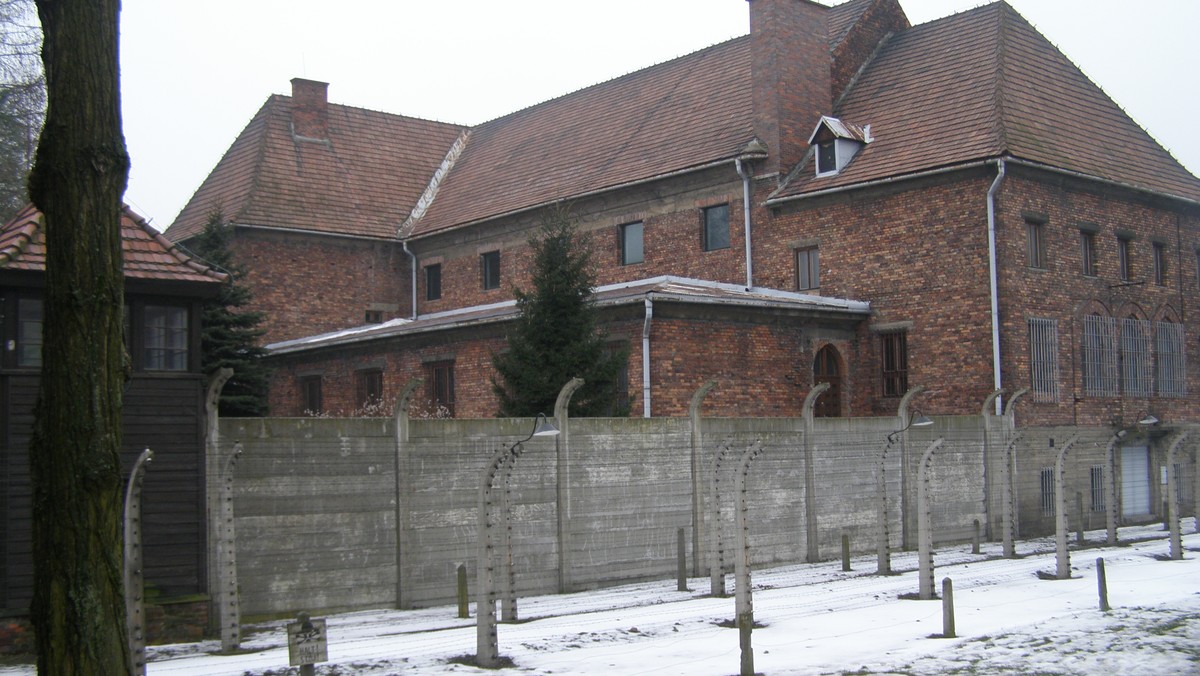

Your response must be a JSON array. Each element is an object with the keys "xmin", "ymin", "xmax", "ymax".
[
  {"xmin": 401, "ymin": 240, "xmax": 418, "ymax": 320},
  {"xmin": 642, "ymin": 295, "xmax": 654, "ymax": 418},
  {"xmin": 736, "ymin": 158, "xmax": 754, "ymax": 290},
  {"xmin": 987, "ymin": 160, "xmax": 1007, "ymax": 415}
]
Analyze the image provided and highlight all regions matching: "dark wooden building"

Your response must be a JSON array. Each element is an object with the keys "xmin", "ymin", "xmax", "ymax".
[{"xmin": 0, "ymin": 204, "xmax": 225, "ymax": 627}]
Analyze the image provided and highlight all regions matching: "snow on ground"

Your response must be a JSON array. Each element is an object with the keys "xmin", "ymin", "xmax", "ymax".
[{"xmin": 3, "ymin": 524, "xmax": 1198, "ymax": 675}]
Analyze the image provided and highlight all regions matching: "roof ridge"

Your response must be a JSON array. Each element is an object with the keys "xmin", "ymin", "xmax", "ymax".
[
  {"xmin": 470, "ymin": 35, "xmax": 750, "ymax": 129},
  {"xmin": 398, "ymin": 129, "xmax": 472, "ymax": 238}
]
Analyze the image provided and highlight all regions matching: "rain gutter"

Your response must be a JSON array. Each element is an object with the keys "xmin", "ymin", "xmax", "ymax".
[
  {"xmin": 736, "ymin": 158, "xmax": 754, "ymax": 290},
  {"xmin": 642, "ymin": 296, "xmax": 653, "ymax": 418},
  {"xmin": 987, "ymin": 159, "xmax": 1007, "ymax": 415},
  {"xmin": 402, "ymin": 240, "xmax": 418, "ymax": 320}
]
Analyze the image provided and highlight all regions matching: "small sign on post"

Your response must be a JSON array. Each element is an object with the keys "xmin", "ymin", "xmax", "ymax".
[{"xmin": 287, "ymin": 613, "xmax": 328, "ymax": 672}]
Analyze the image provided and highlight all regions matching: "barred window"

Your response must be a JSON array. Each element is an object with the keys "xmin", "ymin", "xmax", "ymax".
[
  {"xmin": 1028, "ymin": 318, "xmax": 1060, "ymax": 401},
  {"xmin": 1079, "ymin": 230, "xmax": 1098, "ymax": 277},
  {"xmin": 1153, "ymin": 242, "xmax": 1167, "ymax": 286},
  {"xmin": 1155, "ymin": 321, "xmax": 1186, "ymax": 397},
  {"xmin": 1089, "ymin": 465, "xmax": 1105, "ymax": 513},
  {"xmin": 1026, "ymin": 219, "xmax": 1046, "ymax": 269},
  {"xmin": 1040, "ymin": 467, "xmax": 1055, "ymax": 516},
  {"xmin": 1118, "ymin": 236, "xmax": 1132, "ymax": 281},
  {"xmin": 1120, "ymin": 317, "xmax": 1152, "ymax": 397},
  {"xmin": 880, "ymin": 330, "xmax": 908, "ymax": 397},
  {"xmin": 1082, "ymin": 314, "xmax": 1118, "ymax": 396}
]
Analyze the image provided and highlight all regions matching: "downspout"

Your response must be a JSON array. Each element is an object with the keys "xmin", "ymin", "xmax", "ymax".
[
  {"xmin": 987, "ymin": 159, "xmax": 1007, "ymax": 415},
  {"xmin": 402, "ymin": 240, "xmax": 417, "ymax": 320},
  {"xmin": 642, "ymin": 295, "xmax": 653, "ymax": 418},
  {"xmin": 736, "ymin": 158, "xmax": 754, "ymax": 290}
]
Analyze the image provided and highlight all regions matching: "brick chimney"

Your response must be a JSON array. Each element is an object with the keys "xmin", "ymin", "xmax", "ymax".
[
  {"xmin": 290, "ymin": 78, "xmax": 329, "ymax": 140},
  {"xmin": 748, "ymin": 0, "xmax": 832, "ymax": 177}
]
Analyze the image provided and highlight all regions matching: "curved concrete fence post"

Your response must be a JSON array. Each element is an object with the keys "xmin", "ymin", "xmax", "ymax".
[
  {"xmin": 802, "ymin": 382, "xmax": 830, "ymax": 563},
  {"xmin": 393, "ymin": 378, "xmax": 422, "ymax": 609},
  {"xmin": 476, "ymin": 442, "xmax": 517, "ymax": 667},
  {"xmin": 734, "ymin": 440, "xmax": 764, "ymax": 676},
  {"xmin": 709, "ymin": 438, "xmax": 734, "ymax": 596},
  {"xmin": 1000, "ymin": 389, "xmax": 1027, "ymax": 542},
  {"xmin": 895, "ymin": 386, "xmax": 926, "ymax": 550},
  {"xmin": 218, "ymin": 443, "xmax": 244, "ymax": 653},
  {"xmin": 980, "ymin": 389, "xmax": 1003, "ymax": 541},
  {"xmin": 1165, "ymin": 431, "xmax": 1192, "ymax": 560},
  {"xmin": 917, "ymin": 438, "xmax": 946, "ymax": 600},
  {"xmin": 877, "ymin": 387, "xmax": 924, "ymax": 575},
  {"xmin": 1000, "ymin": 433, "xmax": 1024, "ymax": 558},
  {"xmin": 554, "ymin": 377, "xmax": 584, "ymax": 593},
  {"xmin": 204, "ymin": 368, "xmax": 233, "ymax": 633},
  {"xmin": 1054, "ymin": 435, "xmax": 1081, "ymax": 579},
  {"xmin": 689, "ymin": 380, "xmax": 717, "ymax": 577},
  {"xmin": 124, "ymin": 448, "xmax": 153, "ymax": 676},
  {"xmin": 1104, "ymin": 434, "xmax": 1121, "ymax": 546}
]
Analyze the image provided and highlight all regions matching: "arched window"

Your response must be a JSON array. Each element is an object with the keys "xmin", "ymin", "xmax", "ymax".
[{"xmin": 813, "ymin": 345, "xmax": 843, "ymax": 418}]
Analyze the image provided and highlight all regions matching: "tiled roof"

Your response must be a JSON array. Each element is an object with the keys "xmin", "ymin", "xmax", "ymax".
[
  {"xmin": 0, "ymin": 203, "xmax": 228, "ymax": 285},
  {"xmin": 166, "ymin": 97, "xmax": 466, "ymax": 242},
  {"xmin": 267, "ymin": 276, "xmax": 870, "ymax": 355},
  {"xmin": 773, "ymin": 2, "xmax": 1200, "ymax": 202},
  {"xmin": 410, "ymin": 37, "xmax": 757, "ymax": 236}
]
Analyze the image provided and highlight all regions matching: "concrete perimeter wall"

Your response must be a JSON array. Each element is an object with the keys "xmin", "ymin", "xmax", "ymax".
[{"xmin": 219, "ymin": 413, "xmax": 1002, "ymax": 619}]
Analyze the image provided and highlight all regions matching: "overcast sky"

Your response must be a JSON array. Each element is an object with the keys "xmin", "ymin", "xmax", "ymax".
[{"xmin": 117, "ymin": 0, "xmax": 1200, "ymax": 230}]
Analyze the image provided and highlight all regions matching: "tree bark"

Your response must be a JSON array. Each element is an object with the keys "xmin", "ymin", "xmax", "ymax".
[{"xmin": 27, "ymin": 0, "xmax": 130, "ymax": 672}]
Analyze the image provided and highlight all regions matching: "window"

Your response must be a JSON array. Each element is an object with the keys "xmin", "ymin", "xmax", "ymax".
[
  {"xmin": 425, "ymin": 263, "xmax": 441, "ymax": 301},
  {"xmin": 481, "ymin": 251, "xmax": 500, "ymax": 290},
  {"xmin": 365, "ymin": 310, "xmax": 383, "ymax": 324},
  {"xmin": 1117, "ymin": 236, "xmax": 1132, "ymax": 281},
  {"xmin": 1155, "ymin": 321, "xmax": 1186, "ymax": 397},
  {"xmin": 1040, "ymin": 467, "xmax": 1055, "ymax": 516},
  {"xmin": 1153, "ymin": 242, "xmax": 1167, "ymax": 286},
  {"xmin": 144, "ymin": 304, "xmax": 188, "ymax": 371},
  {"xmin": 428, "ymin": 360, "xmax": 455, "ymax": 416},
  {"xmin": 1090, "ymin": 465, "xmax": 1105, "ymax": 513},
  {"xmin": 1026, "ymin": 219, "xmax": 1045, "ymax": 269},
  {"xmin": 1028, "ymin": 318, "xmax": 1060, "ymax": 401},
  {"xmin": 1079, "ymin": 230, "xmax": 1098, "ymax": 276},
  {"xmin": 1082, "ymin": 313, "xmax": 1118, "ymax": 396},
  {"xmin": 620, "ymin": 221, "xmax": 644, "ymax": 265},
  {"xmin": 356, "ymin": 368, "xmax": 383, "ymax": 408},
  {"xmin": 300, "ymin": 375, "xmax": 322, "ymax": 414},
  {"xmin": 1120, "ymin": 316, "xmax": 1152, "ymax": 397},
  {"xmin": 816, "ymin": 142, "xmax": 837, "ymax": 175},
  {"xmin": 16, "ymin": 297, "xmax": 42, "ymax": 368},
  {"xmin": 880, "ymin": 331, "xmax": 908, "ymax": 397},
  {"xmin": 795, "ymin": 247, "xmax": 819, "ymax": 291},
  {"xmin": 702, "ymin": 204, "xmax": 729, "ymax": 251}
]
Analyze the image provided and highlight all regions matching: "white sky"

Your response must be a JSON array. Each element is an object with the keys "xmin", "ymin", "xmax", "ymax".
[{"xmin": 117, "ymin": 0, "xmax": 1200, "ymax": 230}]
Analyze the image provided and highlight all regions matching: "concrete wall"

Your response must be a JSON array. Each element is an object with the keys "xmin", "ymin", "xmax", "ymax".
[{"xmin": 219, "ymin": 414, "xmax": 1193, "ymax": 619}]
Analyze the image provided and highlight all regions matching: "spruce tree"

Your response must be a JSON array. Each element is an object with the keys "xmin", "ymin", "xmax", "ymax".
[
  {"xmin": 189, "ymin": 210, "xmax": 270, "ymax": 416},
  {"xmin": 492, "ymin": 207, "xmax": 629, "ymax": 417}
]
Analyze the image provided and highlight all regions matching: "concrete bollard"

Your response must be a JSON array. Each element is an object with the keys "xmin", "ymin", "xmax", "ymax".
[
  {"xmin": 842, "ymin": 533, "xmax": 851, "ymax": 572},
  {"xmin": 677, "ymin": 527, "xmax": 688, "ymax": 592},
  {"xmin": 1097, "ymin": 558, "xmax": 1110, "ymax": 611},
  {"xmin": 941, "ymin": 578, "xmax": 956, "ymax": 638},
  {"xmin": 457, "ymin": 563, "xmax": 469, "ymax": 619}
]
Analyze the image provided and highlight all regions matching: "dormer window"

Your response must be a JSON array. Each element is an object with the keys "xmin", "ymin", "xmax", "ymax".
[{"xmin": 809, "ymin": 116, "xmax": 871, "ymax": 177}]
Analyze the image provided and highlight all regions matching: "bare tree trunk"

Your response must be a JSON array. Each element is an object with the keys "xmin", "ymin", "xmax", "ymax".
[{"xmin": 27, "ymin": 0, "xmax": 130, "ymax": 672}]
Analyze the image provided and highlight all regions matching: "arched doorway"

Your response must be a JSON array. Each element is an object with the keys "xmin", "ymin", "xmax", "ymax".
[{"xmin": 813, "ymin": 344, "xmax": 842, "ymax": 417}]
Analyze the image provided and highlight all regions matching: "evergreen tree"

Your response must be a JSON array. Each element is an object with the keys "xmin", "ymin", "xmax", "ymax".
[
  {"xmin": 190, "ymin": 210, "xmax": 270, "ymax": 416},
  {"xmin": 492, "ymin": 207, "xmax": 629, "ymax": 417}
]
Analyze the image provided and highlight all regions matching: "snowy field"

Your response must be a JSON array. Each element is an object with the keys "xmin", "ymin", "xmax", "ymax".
[{"xmin": 4, "ymin": 524, "xmax": 1198, "ymax": 675}]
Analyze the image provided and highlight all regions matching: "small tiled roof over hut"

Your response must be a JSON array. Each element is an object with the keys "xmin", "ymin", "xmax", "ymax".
[{"xmin": 0, "ymin": 203, "xmax": 227, "ymax": 289}]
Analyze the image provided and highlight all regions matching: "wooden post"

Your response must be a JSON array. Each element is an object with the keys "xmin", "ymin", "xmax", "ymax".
[
  {"xmin": 457, "ymin": 564, "xmax": 469, "ymax": 619},
  {"xmin": 1096, "ymin": 557, "xmax": 1110, "ymax": 611},
  {"xmin": 941, "ymin": 578, "xmax": 956, "ymax": 638}
]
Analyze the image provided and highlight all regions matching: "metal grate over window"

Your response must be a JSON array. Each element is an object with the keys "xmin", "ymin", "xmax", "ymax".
[
  {"xmin": 1120, "ymin": 317, "xmax": 1152, "ymax": 397},
  {"xmin": 1028, "ymin": 318, "xmax": 1060, "ymax": 401},
  {"xmin": 1090, "ymin": 465, "xmax": 1105, "ymax": 513},
  {"xmin": 1082, "ymin": 314, "xmax": 1118, "ymax": 396},
  {"xmin": 1040, "ymin": 467, "xmax": 1055, "ymax": 516},
  {"xmin": 1155, "ymin": 321, "xmax": 1187, "ymax": 397}
]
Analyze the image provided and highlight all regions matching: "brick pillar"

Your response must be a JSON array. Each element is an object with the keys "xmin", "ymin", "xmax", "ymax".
[
  {"xmin": 748, "ymin": 0, "xmax": 832, "ymax": 177},
  {"xmin": 290, "ymin": 78, "xmax": 329, "ymax": 139}
]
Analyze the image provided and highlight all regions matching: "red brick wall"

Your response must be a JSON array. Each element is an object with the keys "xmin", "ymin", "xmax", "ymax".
[{"xmin": 229, "ymin": 228, "xmax": 410, "ymax": 345}]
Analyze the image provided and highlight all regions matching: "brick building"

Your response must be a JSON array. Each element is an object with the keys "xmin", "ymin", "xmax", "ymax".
[{"xmin": 165, "ymin": 0, "xmax": 1200, "ymax": 428}]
